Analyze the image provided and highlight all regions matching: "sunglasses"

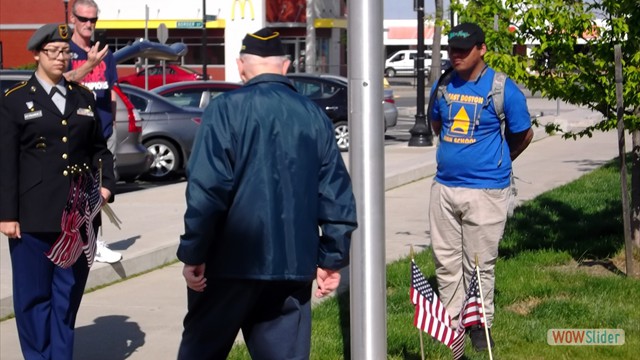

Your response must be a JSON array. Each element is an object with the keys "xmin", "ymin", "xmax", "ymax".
[{"xmin": 73, "ymin": 13, "xmax": 98, "ymax": 23}]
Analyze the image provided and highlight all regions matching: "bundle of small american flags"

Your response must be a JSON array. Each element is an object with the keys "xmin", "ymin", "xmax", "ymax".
[{"xmin": 46, "ymin": 165, "xmax": 102, "ymax": 268}]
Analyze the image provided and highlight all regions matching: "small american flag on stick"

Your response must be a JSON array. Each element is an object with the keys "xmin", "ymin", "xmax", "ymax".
[
  {"xmin": 410, "ymin": 260, "xmax": 457, "ymax": 347},
  {"xmin": 450, "ymin": 266, "xmax": 486, "ymax": 360}
]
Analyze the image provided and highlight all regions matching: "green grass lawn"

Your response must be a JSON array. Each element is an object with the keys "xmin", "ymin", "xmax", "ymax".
[{"xmin": 229, "ymin": 159, "xmax": 640, "ymax": 359}]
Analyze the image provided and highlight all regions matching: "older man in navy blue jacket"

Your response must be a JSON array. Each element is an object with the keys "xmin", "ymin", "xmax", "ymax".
[{"xmin": 177, "ymin": 28, "xmax": 357, "ymax": 359}]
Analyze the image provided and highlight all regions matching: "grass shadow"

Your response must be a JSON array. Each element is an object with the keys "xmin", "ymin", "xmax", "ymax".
[
  {"xmin": 501, "ymin": 157, "xmax": 628, "ymax": 274},
  {"xmin": 337, "ymin": 290, "xmax": 351, "ymax": 359}
]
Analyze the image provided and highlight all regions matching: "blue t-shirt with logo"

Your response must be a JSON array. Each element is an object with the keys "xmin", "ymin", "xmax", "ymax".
[
  {"xmin": 430, "ymin": 67, "xmax": 531, "ymax": 189},
  {"xmin": 68, "ymin": 41, "xmax": 118, "ymax": 139}
]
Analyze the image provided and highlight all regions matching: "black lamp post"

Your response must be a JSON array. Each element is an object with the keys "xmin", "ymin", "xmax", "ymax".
[
  {"xmin": 408, "ymin": 0, "xmax": 434, "ymax": 147},
  {"xmin": 63, "ymin": 0, "xmax": 69, "ymax": 25}
]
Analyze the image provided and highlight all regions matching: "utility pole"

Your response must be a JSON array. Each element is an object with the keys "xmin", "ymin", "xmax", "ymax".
[
  {"xmin": 63, "ymin": 0, "xmax": 69, "ymax": 24},
  {"xmin": 305, "ymin": 0, "xmax": 316, "ymax": 73},
  {"xmin": 349, "ymin": 0, "xmax": 387, "ymax": 358},
  {"xmin": 144, "ymin": 5, "xmax": 149, "ymax": 90},
  {"xmin": 202, "ymin": 0, "xmax": 208, "ymax": 79}
]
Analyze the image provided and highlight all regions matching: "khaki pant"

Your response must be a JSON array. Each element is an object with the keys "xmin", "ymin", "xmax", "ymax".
[{"xmin": 429, "ymin": 181, "xmax": 509, "ymax": 327}]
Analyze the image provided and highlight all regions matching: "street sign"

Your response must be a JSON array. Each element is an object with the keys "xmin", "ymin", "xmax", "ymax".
[
  {"xmin": 176, "ymin": 21, "xmax": 203, "ymax": 29},
  {"xmin": 157, "ymin": 23, "xmax": 168, "ymax": 44}
]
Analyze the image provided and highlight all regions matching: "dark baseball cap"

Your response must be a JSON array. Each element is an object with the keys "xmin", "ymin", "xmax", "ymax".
[
  {"xmin": 27, "ymin": 23, "xmax": 71, "ymax": 51},
  {"xmin": 448, "ymin": 23, "xmax": 485, "ymax": 50},
  {"xmin": 240, "ymin": 28, "xmax": 286, "ymax": 57}
]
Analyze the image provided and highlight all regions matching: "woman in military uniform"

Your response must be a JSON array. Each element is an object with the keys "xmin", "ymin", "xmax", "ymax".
[{"xmin": 0, "ymin": 23, "xmax": 116, "ymax": 359}]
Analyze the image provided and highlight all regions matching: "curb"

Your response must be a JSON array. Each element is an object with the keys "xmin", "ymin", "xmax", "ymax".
[{"xmin": 0, "ymin": 243, "xmax": 180, "ymax": 319}]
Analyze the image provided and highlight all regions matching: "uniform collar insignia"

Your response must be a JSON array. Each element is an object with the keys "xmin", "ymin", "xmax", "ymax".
[{"xmin": 30, "ymin": 86, "xmax": 37, "ymax": 93}]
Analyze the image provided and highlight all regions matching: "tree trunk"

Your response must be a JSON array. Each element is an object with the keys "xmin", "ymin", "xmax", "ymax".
[
  {"xmin": 633, "ymin": 121, "xmax": 640, "ymax": 252},
  {"xmin": 428, "ymin": 0, "xmax": 444, "ymax": 87}
]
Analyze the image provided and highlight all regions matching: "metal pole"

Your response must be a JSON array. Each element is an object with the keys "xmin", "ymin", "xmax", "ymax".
[
  {"xmin": 305, "ymin": 0, "xmax": 316, "ymax": 73},
  {"xmin": 202, "ymin": 0, "xmax": 208, "ymax": 79},
  {"xmin": 63, "ymin": 0, "xmax": 69, "ymax": 25},
  {"xmin": 348, "ymin": 0, "xmax": 387, "ymax": 358},
  {"xmin": 408, "ymin": 0, "xmax": 434, "ymax": 147},
  {"xmin": 449, "ymin": 1, "xmax": 455, "ymax": 28},
  {"xmin": 144, "ymin": 5, "xmax": 149, "ymax": 91}
]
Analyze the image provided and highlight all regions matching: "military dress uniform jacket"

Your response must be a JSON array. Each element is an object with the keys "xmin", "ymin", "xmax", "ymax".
[
  {"xmin": 0, "ymin": 75, "xmax": 116, "ymax": 233},
  {"xmin": 178, "ymin": 74, "xmax": 358, "ymax": 282}
]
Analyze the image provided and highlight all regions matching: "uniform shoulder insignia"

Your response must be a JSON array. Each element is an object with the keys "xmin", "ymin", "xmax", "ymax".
[
  {"xmin": 3, "ymin": 81, "xmax": 28, "ymax": 96},
  {"xmin": 70, "ymin": 81, "xmax": 93, "ymax": 94}
]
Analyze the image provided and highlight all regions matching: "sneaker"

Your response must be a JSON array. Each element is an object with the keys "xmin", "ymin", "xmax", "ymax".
[
  {"xmin": 469, "ymin": 325, "xmax": 495, "ymax": 351},
  {"xmin": 95, "ymin": 240, "xmax": 123, "ymax": 263}
]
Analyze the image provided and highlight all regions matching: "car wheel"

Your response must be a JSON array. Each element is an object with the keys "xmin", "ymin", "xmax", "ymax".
[
  {"xmin": 144, "ymin": 139, "xmax": 181, "ymax": 181},
  {"xmin": 334, "ymin": 121, "xmax": 349, "ymax": 152},
  {"xmin": 384, "ymin": 68, "xmax": 396, "ymax": 78}
]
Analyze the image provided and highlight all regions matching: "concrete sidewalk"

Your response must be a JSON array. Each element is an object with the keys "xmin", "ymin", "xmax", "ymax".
[{"xmin": 0, "ymin": 108, "xmax": 624, "ymax": 359}]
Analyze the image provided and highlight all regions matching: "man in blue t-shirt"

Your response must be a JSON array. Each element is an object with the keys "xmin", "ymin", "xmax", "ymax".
[
  {"xmin": 428, "ymin": 22, "xmax": 533, "ymax": 351},
  {"xmin": 65, "ymin": 0, "xmax": 121, "ymax": 264}
]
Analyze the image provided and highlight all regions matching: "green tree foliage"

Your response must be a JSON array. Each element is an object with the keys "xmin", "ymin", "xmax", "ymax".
[
  {"xmin": 451, "ymin": 0, "xmax": 640, "ymax": 272},
  {"xmin": 451, "ymin": 0, "xmax": 640, "ymax": 138}
]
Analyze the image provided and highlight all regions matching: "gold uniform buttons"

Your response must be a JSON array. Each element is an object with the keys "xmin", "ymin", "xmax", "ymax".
[
  {"xmin": 63, "ymin": 170, "xmax": 69, "ymax": 176},
  {"xmin": 62, "ymin": 120, "xmax": 68, "ymax": 125},
  {"xmin": 62, "ymin": 153, "xmax": 68, "ymax": 160},
  {"xmin": 62, "ymin": 136, "xmax": 68, "ymax": 143}
]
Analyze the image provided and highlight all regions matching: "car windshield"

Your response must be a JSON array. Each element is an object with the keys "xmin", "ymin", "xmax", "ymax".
[
  {"xmin": 163, "ymin": 90, "xmax": 204, "ymax": 107},
  {"xmin": 147, "ymin": 66, "xmax": 174, "ymax": 75},
  {"xmin": 176, "ymin": 66, "xmax": 199, "ymax": 74}
]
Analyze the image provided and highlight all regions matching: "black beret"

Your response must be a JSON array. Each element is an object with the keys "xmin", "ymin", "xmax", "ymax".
[
  {"xmin": 240, "ymin": 28, "xmax": 285, "ymax": 57},
  {"xmin": 27, "ymin": 23, "xmax": 71, "ymax": 51},
  {"xmin": 448, "ymin": 22, "xmax": 485, "ymax": 50}
]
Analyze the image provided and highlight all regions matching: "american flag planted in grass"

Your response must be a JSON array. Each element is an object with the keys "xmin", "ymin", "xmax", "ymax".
[
  {"xmin": 450, "ymin": 267, "xmax": 486, "ymax": 360},
  {"xmin": 410, "ymin": 260, "xmax": 457, "ymax": 347}
]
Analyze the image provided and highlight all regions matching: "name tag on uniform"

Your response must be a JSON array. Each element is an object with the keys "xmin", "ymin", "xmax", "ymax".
[
  {"xmin": 24, "ymin": 110, "xmax": 43, "ymax": 120},
  {"xmin": 77, "ymin": 108, "xmax": 94, "ymax": 117}
]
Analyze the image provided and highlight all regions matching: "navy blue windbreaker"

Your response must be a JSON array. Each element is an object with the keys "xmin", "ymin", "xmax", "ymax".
[{"xmin": 177, "ymin": 74, "xmax": 357, "ymax": 281}]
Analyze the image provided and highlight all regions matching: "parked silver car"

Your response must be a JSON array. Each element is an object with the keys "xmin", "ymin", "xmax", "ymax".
[
  {"xmin": 118, "ymin": 83, "xmax": 204, "ymax": 181},
  {"xmin": 152, "ymin": 80, "xmax": 241, "ymax": 108},
  {"xmin": 0, "ymin": 70, "xmax": 152, "ymax": 182}
]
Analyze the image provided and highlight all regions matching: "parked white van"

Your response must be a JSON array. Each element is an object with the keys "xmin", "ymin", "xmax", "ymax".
[{"xmin": 384, "ymin": 49, "xmax": 449, "ymax": 77}]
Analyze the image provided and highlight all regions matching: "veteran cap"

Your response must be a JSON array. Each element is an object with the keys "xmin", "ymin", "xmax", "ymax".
[
  {"xmin": 448, "ymin": 22, "xmax": 485, "ymax": 50},
  {"xmin": 27, "ymin": 23, "xmax": 71, "ymax": 51},
  {"xmin": 240, "ymin": 28, "xmax": 286, "ymax": 57}
]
